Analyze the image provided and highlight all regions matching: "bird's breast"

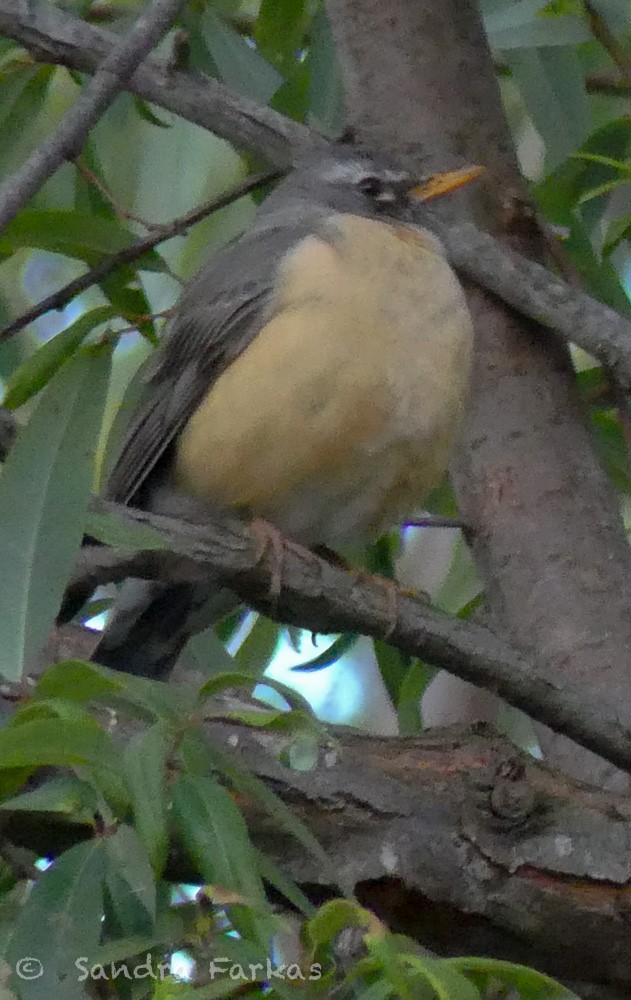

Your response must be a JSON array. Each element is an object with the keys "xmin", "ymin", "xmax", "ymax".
[{"xmin": 173, "ymin": 213, "xmax": 473, "ymax": 546}]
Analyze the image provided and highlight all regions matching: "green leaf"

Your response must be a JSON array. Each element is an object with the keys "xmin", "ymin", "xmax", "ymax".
[
  {"xmin": 485, "ymin": 0, "xmax": 589, "ymax": 47},
  {"xmin": 253, "ymin": 675, "xmax": 317, "ymax": 716},
  {"xmin": 5, "ymin": 839, "xmax": 106, "ymax": 997},
  {"xmin": 374, "ymin": 640, "xmax": 412, "ymax": 710},
  {"xmin": 571, "ymin": 151, "xmax": 631, "ymax": 172},
  {"xmin": 123, "ymin": 722, "xmax": 169, "ymax": 872},
  {"xmin": 306, "ymin": 899, "xmax": 371, "ymax": 948},
  {"xmin": 198, "ymin": 670, "xmax": 315, "ymax": 721},
  {"xmin": 591, "ymin": 409, "xmax": 631, "ymax": 492},
  {"xmin": 3, "ymin": 306, "xmax": 117, "ymax": 409},
  {"xmin": 105, "ymin": 824, "xmax": 156, "ymax": 935},
  {"xmin": 0, "ymin": 346, "xmax": 112, "ymax": 680},
  {"xmin": 396, "ymin": 660, "xmax": 435, "ymax": 735},
  {"xmin": 0, "ymin": 774, "xmax": 99, "ymax": 820},
  {"xmin": 234, "ymin": 614, "xmax": 280, "ymax": 676},
  {"xmin": 291, "ymin": 632, "xmax": 359, "ymax": 671},
  {"xmin": 172, "ymin": 772, "xmax": 270, "ymax": 944},
  {"xmin": 133, "ymin": 95, "xmax": 173, "ymax": 129},
  {"xmin": 307, "ymin": 9, "xmax": 346, "ymax": 133},
  {"xmin": 0, "ymin": 716, "xmax": 119, "ymax": 771},
  {"xmin": 443, "ymin": 956, "xmax": 577, "ymax": 998},
  {"xmin": 35, "ymin": 658, "xmax": 126, "ymax": 703},
  {"xmin": 85, "ymin": 506, "xmax": 167, "ymax": 550},
  {"xmin": 404, "ymin": 955, "xmax": 480, "ymax": 1000},
  {"xmin": 603, "ymin": 211, "xmax": 631, "ymax": 254},
  {"xmin": 562, "ymin": 215, "xmax": 631, "ymax": 314},
  {"xmin": 185, "ymin": 7, "xmax": 282, "ymax": 104},
  {"xmin": 535, "ymin": 119, "xmax": 631, "ymax": 226},
  {"xmin": 254, "ymin": 848, "xmax": 315, "ymax": 916},
  {"xmin": 434, "ymin": 536, "xmax": 482, "ymax": 615},
  {"xmin": 105, "ymin": 671, "xmax": 195, "ymax": 725},
  {"xmin": 172, "ymin": 773, "xmax": 263, "ymax": 899},
  {"xmin": 74, "ymin": 140, "xmax": 116, "ymax": 219},
  {"xmin": 98, "ymin": 272, "xmax": 158, "ymax": 342},
  {"xmin": 506, "ymin": 45, "xmax": 590, "ymax": 171},
  {"xmin": 181, "ymin": 626, "xmax": 239, "ymax": 676},
  {"xmin": 0, "ymin": 209, "xmax": 163, "ymax": 269},
  {"xmin": 577, "ymin": 177, "xmax": 629, "ymax": 204},
  {"xmin": 255, "ymin": 0, "xmax": 308, "ymax": 70},
  {"xmin": 197, "ymin": 670, "xmax": 257, "ymax": 700},
  {"xmin": 0, "ymin": 65, "xmax": 54, "ymax": 181},
  {"xmin": 202, "ymin": 742, "xmax": 333, "ymax": 881}
]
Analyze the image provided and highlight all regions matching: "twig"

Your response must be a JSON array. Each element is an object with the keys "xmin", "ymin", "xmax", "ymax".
[
  {"xmin": 0, "ymin": 0, "xmax": 316, "ymax": 166},
  {"xmin": 4, "ymin": 2, "xmax": 631, "ymax": 386},
  {"xmin": 0, "ymin": 169, "xmax": 283, "ymax": 343},
  {"xmin": 586, "ymin": 70, "xmax": 631, "ymax": 96},
  {"xmin": 73, "ymin": 496, "xmax": 631, "ymax": 775},
  {"xmin": 0, "ymin": 0, "xmax": 187, "ymax": 233},
  {"xmin": 75, "ymin": 158, "xmax": 162, "ymax": 231},
  {"xmin": 496, "ymin": 62, "xmax": 631, "ymax": 97},
  {"xmin": 585, "ymin": 3, "xmax": 631, "ymax": 96},
  {"xmin": 0, "ymin": 408, "xmax": 16, "ymax": 461}
]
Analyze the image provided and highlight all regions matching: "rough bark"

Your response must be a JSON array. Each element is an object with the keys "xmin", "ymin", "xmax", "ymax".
[
  {"xmin": 4, "ymin": 650, "xmax": 631, "ymax": 993},
  {"xmin": 325, "ymin": 0, "xmax": 631, "ymax": 787},
  {"xmin": 60, "ymin": 499, "xmax": 631, "ymax": 776}
]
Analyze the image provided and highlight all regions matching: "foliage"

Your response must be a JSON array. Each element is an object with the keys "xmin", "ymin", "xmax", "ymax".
[
  {"xmin": 0, "ymin": 0, "xmax": 630, "ymax": 996},
  {"xmin": 0, "ymin": 658, "xmax": 577, "ymax": 999}
]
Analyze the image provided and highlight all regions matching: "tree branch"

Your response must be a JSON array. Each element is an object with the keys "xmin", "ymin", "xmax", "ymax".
[
  {"xmin": 3, "ymin": 671, "xmax": 631, "ymax": 991},
  {"xmin": 420, "ymin": 211, "xmax": 631, "ymax": 386},
  {"xmin": 324, "ymin": 0, "xmax": 631, "ymax": 791},
  {"xmin": 3, "ymin": 0, "xmax": 631, "ymax": 389},
  {"xmin": 0, "ymin": 167, "xmax": 284, "ymax": 343},
  {"xmin": 0, "ymin": 0, "xmax": 316, "ymax": 166},
  {"xmin": 585, "ymin": 2, "xmax": 631, "ymax": 97},
  {"xmin": 69, "ymin": 497, "xmax": 631, "ymax": 776},
  {"xmin": 0, "ymin": 0, "xmax": 187, "ymax": 231}
]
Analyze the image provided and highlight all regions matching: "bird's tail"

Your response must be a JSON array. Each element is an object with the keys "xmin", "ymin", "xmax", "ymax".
[{"xmin": 92, "ymin": 579, "xmax": 239, "ymax": 679}]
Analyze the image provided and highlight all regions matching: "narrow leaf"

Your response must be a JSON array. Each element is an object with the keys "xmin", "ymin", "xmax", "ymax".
[
  {"xmin": 0, "ymin": 209, "xmax": 163, "ymax": 269},
  {"xmin": 5, "ymin": 840, "xmax": 106, "ymax": 999},
  {"xmin": 105, "ymin": 824, "xmax": 157, "ymax": 934},
  {"xmin": 0, "ymin": 716, "xmax": 119, "ymax": 772},
  {"xmin": 123, "ymin": 722, "xmax": 169, "ymax": 872},
  {"xmin": 0, "ymin": 346, "xmax": 112, "ymax": 679},
  {"xmin": 3, "ymin": 306, "xmax": 116, "ymax": 409}
]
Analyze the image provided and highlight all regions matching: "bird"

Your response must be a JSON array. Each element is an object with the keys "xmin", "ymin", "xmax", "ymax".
[{"xmin": 87, "ymin": 145, "xmax": 478, "ymax": 678}]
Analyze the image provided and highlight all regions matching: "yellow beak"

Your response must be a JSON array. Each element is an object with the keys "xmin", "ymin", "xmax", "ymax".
[{"xmin": 409, "ymin": 165, "xmax": 485, "ymax": 202}]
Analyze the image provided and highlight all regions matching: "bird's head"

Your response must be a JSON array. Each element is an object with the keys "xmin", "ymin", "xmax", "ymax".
[{"xmin": 267, "ymin": 147, "xmax": 484, "ymax": 219}]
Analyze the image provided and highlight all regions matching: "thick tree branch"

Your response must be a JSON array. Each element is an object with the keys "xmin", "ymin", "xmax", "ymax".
[
  {"xmin": 2, "ymin": 679, "xmax": 631, "ymax": 990},
  {"xmin": 324, "ymin": 0, "xmax": 631, "ymax": 789},
  {"xmin": 3, "ymin": 1, "xmax": 631, "ymax": 388},
  {"xmin": 66, "ymin": 497, "xmax": 631, "ymax": 776},
  {"xmin": 0, "ymin": 0, "xmax": 315, "ymax": 166},
  {"xmin": 0, "ymin": 0, "xmax": 186, "ymax": 231}
]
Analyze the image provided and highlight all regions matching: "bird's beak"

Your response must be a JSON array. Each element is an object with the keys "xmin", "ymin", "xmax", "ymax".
[{"xmin": 409, "ymin": 165, "xmax": 485, "ymax": 202}]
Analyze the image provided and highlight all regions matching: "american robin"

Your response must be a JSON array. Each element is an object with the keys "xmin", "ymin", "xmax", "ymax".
[{"xmin": 91, "ymin": 146, "xmax": 478, "ymax": 677}]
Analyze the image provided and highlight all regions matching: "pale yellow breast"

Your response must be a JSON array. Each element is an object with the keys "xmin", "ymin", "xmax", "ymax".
[{"xmin": 173, "ymin": 214, "xmax": 473, "ymax": 546}]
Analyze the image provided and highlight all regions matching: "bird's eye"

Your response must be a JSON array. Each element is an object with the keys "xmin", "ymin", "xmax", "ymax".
[{"xmin": 357, "ymin": 175, "xmax": 383, "ymax": 197}]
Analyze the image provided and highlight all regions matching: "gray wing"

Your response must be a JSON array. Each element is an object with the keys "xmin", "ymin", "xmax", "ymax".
[{"xmin": 106, "ymin": 218, "xmax": 318, "ymax": 506}]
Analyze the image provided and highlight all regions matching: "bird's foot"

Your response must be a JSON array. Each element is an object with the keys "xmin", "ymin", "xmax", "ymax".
[{"xmin": 250, "ymin": 517, "xmax": 286, "ymax": 605}]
